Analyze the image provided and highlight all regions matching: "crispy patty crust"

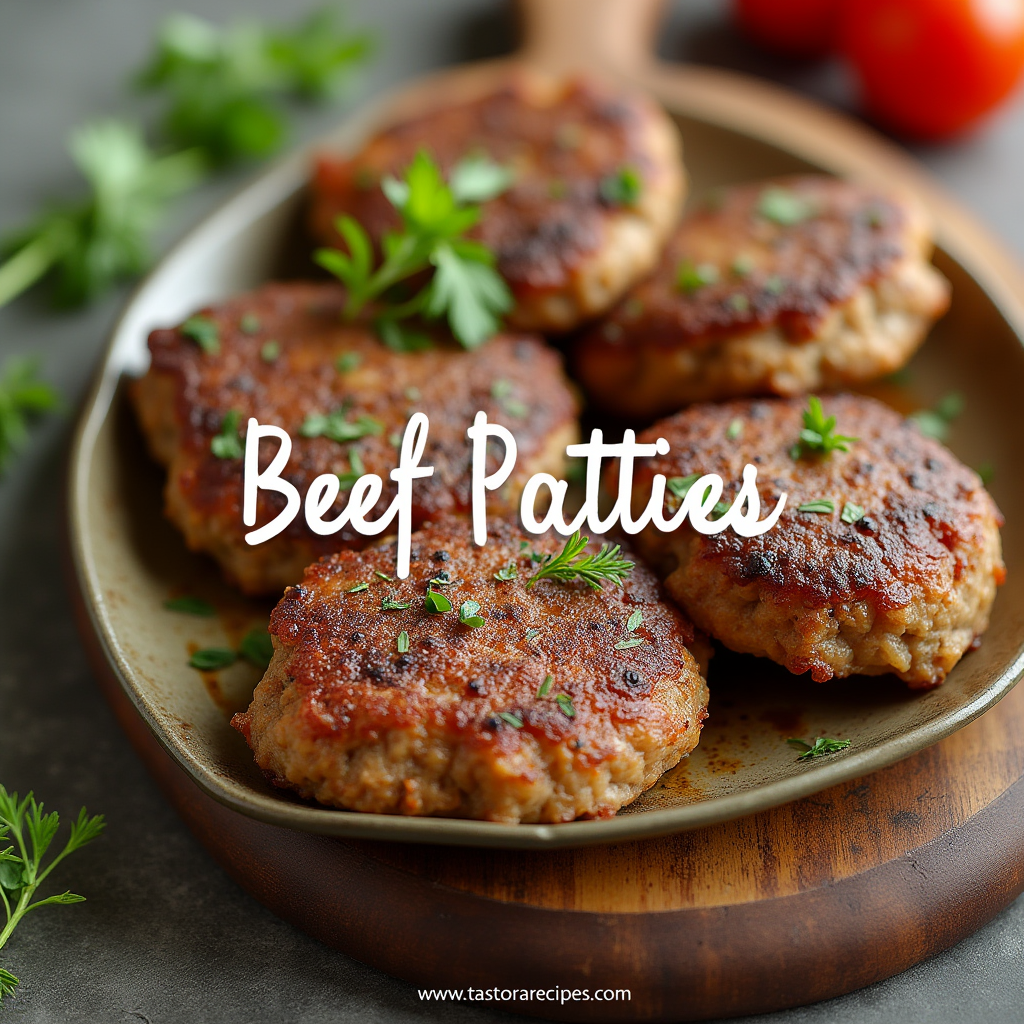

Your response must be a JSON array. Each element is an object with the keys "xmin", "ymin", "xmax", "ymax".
[
  {"xmin": 231, "ymin": 516, "xmax": 709, "ymax": 823},
  {"xmin": 628, "ymin": 395, "xmax": 1003, "ymax": 687},
  {"xmin": 309, "ymin": 71, "xmax": 685, "ymax": 332},
  {"xmin": 131, "ymin": 282, "xmax": 579, "ymax": 595},
  {"xmin": 575, "ymin": 176, "xmax": 950, "ymax": 417}
]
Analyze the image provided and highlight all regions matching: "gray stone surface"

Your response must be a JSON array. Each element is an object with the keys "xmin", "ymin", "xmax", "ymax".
[{"xmin": 0, "ymin": 0, "xmax": 1022, "ymax": 1020}]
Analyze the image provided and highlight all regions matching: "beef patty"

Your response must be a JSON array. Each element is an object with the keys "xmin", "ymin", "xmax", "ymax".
[
  {"xmin": 626, "ymin": 394, "xmax": 1003, "ymax": 687},
  {"xmin": 575, "ymin": 176, "xmax": 950, "ymax": 417},
  {"xmin": 309, "ymin": 70, "xmax": 685, "ymax": 332},
  {"xmin": 231, "ymin": 516, "xmax": 710, "ymax": 822},
  {"xmin": 131, "ymin": 282, "xmax": 579, "ymax": 595}
]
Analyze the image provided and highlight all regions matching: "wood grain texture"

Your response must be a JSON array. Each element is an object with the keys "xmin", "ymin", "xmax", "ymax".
[{"xmin": 73, "ymin": 592, "xmax": 1024, "ymax": 1022}]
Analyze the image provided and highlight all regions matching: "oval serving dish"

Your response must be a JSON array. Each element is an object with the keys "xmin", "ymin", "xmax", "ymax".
[{"xmin": 68, "ymin": 1, "xmax": 1024, "ymax": 850}]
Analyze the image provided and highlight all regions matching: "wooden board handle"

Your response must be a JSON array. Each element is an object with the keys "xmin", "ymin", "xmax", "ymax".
[{"xmin": 518, "ymin": 0, "xmax": 665, "ymax": 74}]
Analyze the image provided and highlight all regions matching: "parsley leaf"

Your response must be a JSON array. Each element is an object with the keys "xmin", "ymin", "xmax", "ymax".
[
  {"xmin": 336, "ymin": 447, "xmax": 364, "ymax": 490},
  {"xmin": 381, "ymin": 596, "xmax": 411, "ymax": 611},
  {"xmin": 626, "ymin": 609, "xmax": 644, "ymax": 632},
  {"xmin": 424, "ymin": 588, "xmax": 452, "ymax": 614},
  {"xmin": 841, "ymin": 502, "xmax": 865, "ymax": 524},
  {"xmin": 0, "ymin": 121, "xmax": 203, "ymax": 310},
  {"xmin": 163, "ymin": 596, "xmax": 215, "ymax": 617},
  {"xmin": 0, "ymin": 358, "xmax": 60, "ymax": 474},
  {"xmin": 537, "ymin": 674, "xmax": 554, "ymax": 698},
  {"xmin": 210, "ymin": 408, "xmax": 244, "ymax": 459},
  {"xmin": 494, "ymin": 562, "xmax": 518, "ymax": 582},
  {"xmin": 677, "ymin": 260, "xmax": 719, "ymax": 294},
  {"xmin": 726, "ymin": 418, "xmax": 743, "ymax": 440},
  {"xmin": 909, "ymin": 392, "xmax": 964, "ymax": 441},
  {"xmin": 347, "ymin": 582, "xmax": 369, "ymax": 593},
  {"xmin": 497, "ymin": 712, "xmax": 523, "ymax": 729},
  {"xmin": 667, "ymin": 473, "xmax": 701, "ymax": 500},
  {"xmin": 136, "ymin": 10, "xmax": 372, "ymax": 165},
  {"xmin": 396, "ymin": 630, "xmax": 410, "ymax": 653},
  {"xmin": 260, "ymin": 340, "xmax": 280, "ymax": 362},
  {"xmin": 315, "ymin": 150, "xmax": 512, "ymax": 349},
  {"xmin": 757, "ymin": 186, "xmax": 814, "ymax": 226},
  {"xmin": 300, "ymin": 409, "xmax": 383, "ymax": 443},
  {"xmin": 797, "ymin": 499, "xmax": 835, "ymax": 514},
  {"xmin": 791, "ymin": 396, "xmax": 857, "ymax": 459},
  {"xmin": 526, "ymin": 531, "xmax": 634, "ymax": 590},
  {"xmin": 239, "ymin": 628, "xmax": 274, "ymax": 671},
  {"xmin": 554, "ymin": 693, "xmax": 576, "ymax": 718},
  {"xmin": 181, "ymin": 315, "xmax": 220, "ymax": 354},
  {"xmin": 0, "ymin": 785, "xmax": 105, "ymax": 1002},
  {"xmin": 189, "ymin": 647, "xmax": 236, "ymax": 671},
  {"xmin": 787, "ymin": 736, "xmax": 851, "ymax": 761},
  {"xmin": 335, "ymin": 350, "xmax": 362, "ymax": 373},
  {"xmin": 614, "ymin": 638, "xmax": 646, "ymax": 650},
  {"xmin": 599, "ymin": 166, "xmax": 642, "ymax": 206},
  {"xmin": 449, "ymin": 155, "xmax": 514, "ymax": 203},
  {"xmin": 458, "ymin": 600, "xmax": 486, "ymax": 628}
]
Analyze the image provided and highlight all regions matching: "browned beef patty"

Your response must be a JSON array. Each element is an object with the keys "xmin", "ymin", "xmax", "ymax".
[
  {"xmin": 309, "ymin": 71, "xmax": 684, "ymax": 332},
  {"xmin": 626, "ymin": 394, "xmax": 1003, "ymax": 687},
  {"xmin": 231, "ymin": 515, "xmax": 710, "ymax": 822},
  {"xmin": 575, "ymin": 176, "xmax": 950, "ymax": 417},
  {"xmin": 130, "ymin": 282, "xmax": 579, "ymax": 595}
]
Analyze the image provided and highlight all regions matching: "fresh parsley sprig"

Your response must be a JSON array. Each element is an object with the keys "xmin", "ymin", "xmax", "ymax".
[
  {"xmin": 0, "ymin": 359, "xmax": 60, "ymax": 475},
  {"xmin": 0, "ymin": 785, "xmax": 105, "ymax": 1001},
  {"xmin": 791, "ymin": 396, "xmax": 858, "ymax": 459},
  {"xmin": 786, "ymin": 737, "xmax": 851, "ymax": 761},
  {"xmin": 526, "ymin": 531, "xmax": 634, "ymax": 591},
  {"xmin": 0, "ymin": 121, "xmax": 203, "ymax": 311},
  {"xmin": 314, "ymin": 150, "xmax": 513, "ymax": 349},
  {"xmin": 136, "ymin": 9, "xmax": 372, "ymax": 166}
]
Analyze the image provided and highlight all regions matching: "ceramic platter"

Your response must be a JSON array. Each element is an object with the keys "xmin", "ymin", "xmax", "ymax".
[{"xmin": 68, "ymin": 4, "xmax": 1024, "ymax": 850}]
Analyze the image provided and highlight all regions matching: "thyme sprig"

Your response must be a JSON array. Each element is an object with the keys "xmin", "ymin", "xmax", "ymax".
[{"xmin": 526, "ymin": 531, "xmax": 634, "ymax": 591}]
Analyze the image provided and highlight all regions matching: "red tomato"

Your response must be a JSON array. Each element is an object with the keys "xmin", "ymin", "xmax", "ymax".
[
  {"xmin": 734, "ymin": 0, "xmax": 841, "ymax": 57},
  {"xmin": 840, "ymin": 0, "xmax": 1024, "ymax": 139}
]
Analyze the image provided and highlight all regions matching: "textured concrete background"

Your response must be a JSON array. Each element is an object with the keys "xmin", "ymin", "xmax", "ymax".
[{"xmin": 1, "ymin": 1, "xmax": 1023, "ymax": 1021}]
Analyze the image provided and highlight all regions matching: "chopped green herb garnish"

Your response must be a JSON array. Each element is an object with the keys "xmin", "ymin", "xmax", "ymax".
[
  {"xmin": 626, "ymin": 609, "xmax": 644, "ymax": 632},
  {"xmin": 424, "ymin": 589, "xmax": 452, "ymax": 614},
  {"xmin": 381, "ymin": 595, "xmax": 411, "ymax": 611},
  {"xmin": 181, "ymin": 315, "xmax": 220, "ymax": 354},
  {"xmin": 388, "ymin": 431, "xmax": 403, "ymax": 447},
  {"xmin": 494, "ymin": 563, "xmax": 518, "ymax": 582},
  {"xmin": 314, "ymin": 150, "xmax": 512, "ymax": 349},
  {"xmin": 490, "ymin": 377, "xmax": 529, "ymax": 417},
  {"xmin": 210, "ymin": 408, "xmax": 244, "ymax": 459},
  {"xmin": 731, "ymin": 254, "xmax": 754, "ymax": 278},
  {"xmin": 791, "ymin": 396, "xmax": 858, "ymax": 459},
  {"xmin": 537, "ymin": 674, "xmax": 554, "ymax": 698},
  {"xmin": 667, "ymin": 473, "xmax": 701, "ymax": 500},
  {"xmin": 377, "ymin": 318, "xmax": 433, "ymax": 353},
  {"xmin": 554, "ymin": 693, "xmax": 576, "ymax": 718},
  {"xmin": 677, "ymin": 260, "xmax": 719, "ymax": 294},
  {"xmin": 497, "ymin": 711, "xmax": 523, "ymax": 729},
  {"xmin": 798, "ymin": 499, "xmax": 835, "ymax": 514},
  {"xmin": 347, "ymin": 582, "xmax": 369, "ymax": 593},
  {"xmin": 909, "ymin": 392, "xmax": 964, "ymax": 442},
  {"xmin": 189, "ymin": 647, "xmax": 236, "ymax": 671},
  {"xmin": 239, "ymin": 313, "xmax": 261, "ymax": 335},
  {"xmin": 458, "ymin": 600, "xmax": 485, "ymax": 628},
  {"xmin": 526, "ymin": 531, "xmax": 634, "ymax": 590},
  {"xmin": 449, "ymin": 154, "xmax": 514, "ymax": 203},
  {"xmin": 599, "ymin": 166, "xmax": 642, "ymax": 207},
  {"xmin": 726, "ymin": 418, "xmax": 743, "ymax": 441},
  {"xmin": 885, "ymin": 366, "xmax": 912, "ymax": 387},
  {"xmin": 335, "ymin": 351, "xmax": 362, "ymax": 373},
  {"xmin": 300, "ymin": 409, "xmax": 384, "ymax": 443},
  {"xmin": 404, "ymin": 386, "xmax": 421, "ymax": 401},
  {"xmin": 337, "ymin": 447, "xmax": 365, "ymax": 490},
  {"xmin": 428, "ymin": 573, "xmax": 454, "ymax": 586},
  {"xmin": 757, "ymin": 187, "xmax": 814, "ymax": 226},
  {"xmin": 764, "ymin": 275, "xmax": 786, "ymax": 296},
  {"xmin": 727, "ymin": 293, "xmax": 750, "ymax": 313},
  {"xmin": 614, "ymin": 638, "xmax": 646, "ymax": 650},
  {"xmin": 239, "ymin": 628, "xmax": 274, "ymax": 671},
  {"xmin": 374, "ymin": 570, "xmax": 393, "ymax": 581},
  {"xmin": 397, "ymin": 630, "xmax": 410, "ymax": 653},
  {"xmin": 163, "ymin": 596, "xmax": 215, "ymax": 617},
  {"xmin": 0, "ymin": 784, "xmax": 105, "ymax": 1002},
  {"xmin": 841, "ymin": 502, "xmax": 865, "ymax": 524},
  {"xmin": 787, "ymin": 736, "xmax": 851, "ymax": 761},
  {"xmin": 0, "ymin": 358, "xmax": 60, "ymax": 474},
  {"xmin": 525, "ymin": 628, "xmax": 542, "ymax": 642},
  {"xmin": 260, "ymin": 340, "xmax": 280, "ymax": 362}
]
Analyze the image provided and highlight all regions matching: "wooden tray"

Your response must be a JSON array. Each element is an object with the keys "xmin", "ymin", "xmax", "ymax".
[{"xmin": 66, "ymin": 0, "xmax": 1024, "ymax": 1017}]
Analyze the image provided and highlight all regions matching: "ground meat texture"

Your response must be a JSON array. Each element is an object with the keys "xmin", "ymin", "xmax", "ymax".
[
  {"xmin": 575, "ymin": 176, "xmax": 950, "ymax": 417},
  {"xmin": 626, "ymin": 395, "xmax": 1004, "ymax": 688},
  {"xmin": 130, "ymin": 282, "xmax": 579, "ymax": 596},
  {"xmin": 309, "ymin": 71, "xmax": 685, "ymax": 333},
  {"xmin": 231, "ymin": 516, "xmax": 709, "ymax": 823}
]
